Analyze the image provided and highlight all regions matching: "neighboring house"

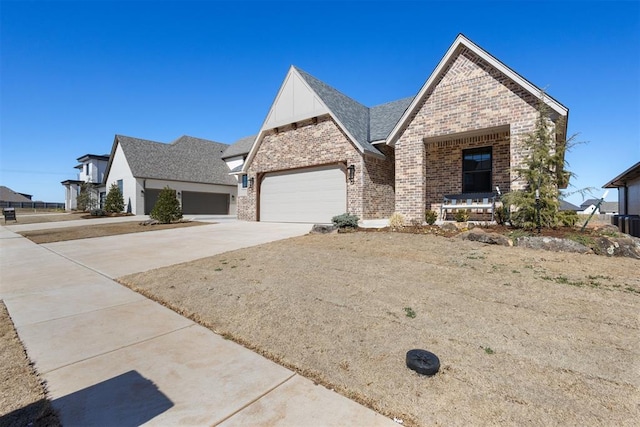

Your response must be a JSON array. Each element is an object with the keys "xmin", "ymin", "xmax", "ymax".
[
  {"xmin": 236, "ymin": 34, "xmax": 569, "ymax": 223},
  {"xmin": 578, "ymin": 198, "xmax": 600, "ymax": 215},
  {"xmin": 221, "ymin": 135, "xmax": 257, "ymax": 202},
  {"xmin": 61, "ymin": 154, "xmax": 110, "ymax": 211},
  {"xmin": 0, "ymin": 186, "xmax": 33, "ymax": 203},
  {"xmin": 600, "ymin": 201, "xmax": 619, "ymax": 215},
  {"xmin": 559, "ymin": 200, "xmax": 580, "ymax": 212},
  {"xmin": 578, "ymin": 199, "xmax": 619, "ymax": 215},
  {"xmin": 103, "ymin": 135, "xmax": 237, "ymax": 215},
  {"xmin": 604, "ymin": 161, "xmax": 640, "ymax": 216}
]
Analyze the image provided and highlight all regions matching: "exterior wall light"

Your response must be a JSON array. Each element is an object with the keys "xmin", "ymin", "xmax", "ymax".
[
  {"xmin": 347, "ymin": 164, "xmax": 356, "ymax": 183},
  {"xmin": 248, "ymin": 177, "xmax": 255, "ymax": 189}
]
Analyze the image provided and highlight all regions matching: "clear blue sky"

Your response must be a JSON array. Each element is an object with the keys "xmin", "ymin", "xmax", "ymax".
[{"xmin": 1, "ymin": 0, "xmax": 638, "ymax": 205}]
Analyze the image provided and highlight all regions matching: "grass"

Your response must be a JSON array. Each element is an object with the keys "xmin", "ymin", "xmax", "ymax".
[
  {"xmin": 119, "ymin": 232, "xmax": 640, "ymax": 426},
  {"xmin": 404, "ymin": 307, "xmax": 417, "ymax": 318}
]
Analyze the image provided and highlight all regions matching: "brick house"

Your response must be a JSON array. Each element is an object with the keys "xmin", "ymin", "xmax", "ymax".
[{"xmin": 234, "ymin": 34, "xmax": 568, "ymax": 223}]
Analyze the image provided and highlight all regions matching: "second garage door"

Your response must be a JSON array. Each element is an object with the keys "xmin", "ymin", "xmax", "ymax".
[
  {"xmin": 260, "ymin": 165, "xmax": 347, "ymax": 223},
  {"xmin": 182, "ymin": 191, "xmax": 229, "ymax": 215}
]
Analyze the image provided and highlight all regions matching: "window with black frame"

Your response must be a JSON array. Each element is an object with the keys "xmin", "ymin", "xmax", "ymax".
[
  {"xmin": 462, "ymin": 147, "xmax": 492, "ymax": 193},
  {"xmin": 241, "ymin": 174, "xmax": 248, "ymax": 188}
]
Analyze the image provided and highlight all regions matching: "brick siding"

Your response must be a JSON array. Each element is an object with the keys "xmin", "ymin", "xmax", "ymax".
[
  {"xmin": 395, "ymin": 46, "xmax": 557, "ymax": 221},
  {"xmin": 238, "ymin": 115, "xmax": 395, "ymax": 221}
]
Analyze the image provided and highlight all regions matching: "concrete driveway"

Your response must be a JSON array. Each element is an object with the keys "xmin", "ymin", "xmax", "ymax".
[
  {"xmin": 42, "ymin": 220, "xmax": 314, "ymax": 277},
  {"xmin": 1, "ymin": 220, "xmax": 396, "ymax": 426}
]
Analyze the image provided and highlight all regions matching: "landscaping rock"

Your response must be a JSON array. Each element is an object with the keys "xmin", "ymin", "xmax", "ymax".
[
  {"xmin": 310, "ymin": 224, "xmax": 338, "ymax": 234},
  {"xmin": 591, "ymin": 236, "xmax": 640, "ymax": 259},
  {"xmin": 440, "ymin": 222, "xmax": 474, "ymax": 232},
  {"xmin": 461, "ymin": 229, "xmax": 513, "ymax": 246},
  {"xmin": 139, "ymin": 219, "xmax": 160, "ymax": 226},
  {"xmin": 516, "ymin": 236, "xmax": 592, "ymax": 254}
]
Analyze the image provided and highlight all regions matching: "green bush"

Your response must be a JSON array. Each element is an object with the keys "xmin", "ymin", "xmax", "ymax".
[
  {"xmin": 558, "ymin": 210, "xmax": 579, "ymax": 227},
  {"xmin": 494, "ymin": 204, "xmax": 510, "ymax": 225},
  {"xmin": 454, "ymin": 209, "xmax": 470, "ymax": 222},
  {"xmin": 150, "ymin": 187, "xmax": 183, "ymax": 224},
  {"xmin": 331, "ymin": 213, "xmax": 359, "ymax": 229},
  {"xmin": 425, "ymin": 210, "xmax": 438, "ymax": 225},
  {"xmin": 104, "ymin": 183, "xmax": 125, "ymax": 213},
  {"xmin": 90, "ymin": 208, "xmax": 106, "ymax": 217}
]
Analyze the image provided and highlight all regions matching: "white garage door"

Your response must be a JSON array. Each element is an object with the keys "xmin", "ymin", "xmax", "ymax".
[{"xmin": 260, "ymin": 165, "xmax": 347, "ymax": 223}]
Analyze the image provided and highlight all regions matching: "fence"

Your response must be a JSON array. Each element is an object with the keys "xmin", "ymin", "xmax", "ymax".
[{"xmin": 1, "ymin": 201, "xmax": 65, "ymax": 210}]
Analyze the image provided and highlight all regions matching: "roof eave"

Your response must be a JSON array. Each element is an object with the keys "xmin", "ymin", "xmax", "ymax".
[{"xmin": 603, "ymin": 161, "xmax": 640, "ymax": 188}]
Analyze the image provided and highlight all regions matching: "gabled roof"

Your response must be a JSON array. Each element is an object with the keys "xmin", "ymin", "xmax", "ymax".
[
  {"xmin": 222, "ymin": 135, "xmax": 256, "ymax": 159},
  {"xmin": 603, "ymin": 161, "xmax": 640, "ymax": 188},
  {"xmin": 579, "ymin": 199, "xmax": 600, "ymax": 209},
  {"xmin": 386, "ymin": 33, "xmax": 569, "ymax": 146},
  {"xmin": 295, "ymin": 67, "xmax": 375, "ymax": 154},
  {"xmin": 243, "ymin": 66, "xmax": 415, "ymax": 171},
  {"xmin": 104, "ymin": 135, "xmax": 236, "ymax": 186},
  {"xmin": 0, "ymin": 186, "xmax": 33, "ymax": 202}
]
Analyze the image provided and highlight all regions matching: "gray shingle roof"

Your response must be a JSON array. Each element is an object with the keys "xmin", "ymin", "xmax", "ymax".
[
  {"xmin": 559, "ymin": 200, "xmax": 580, "ymax": 211},
  {"xmin": 293, "ymin": 67, "xmax": 415, "ymax": 154},
  {"xmin": 0, "ymin": 186, "xmax": 33, "ymax": 202},
  {"xmin": 113, "ymin": 135, "xmax": 237, "ymax": 186},
  {"xmin": 369, "ymin": 97, "xmax": 414, "ymax": 142},
  {"xmin": 294, "ymin": 67, "xmax": 379, "ymax": 155},
  {"xmin": 222, "ymin": 135, "xmax": 255, "ymax": 159}
]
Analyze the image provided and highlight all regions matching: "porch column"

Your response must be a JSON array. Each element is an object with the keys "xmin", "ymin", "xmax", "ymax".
[{"xmin": 395, "ymin": 136, "xmax": 426, "ymax": 222}]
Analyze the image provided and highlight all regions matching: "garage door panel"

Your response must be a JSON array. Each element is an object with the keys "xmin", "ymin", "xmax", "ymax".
[
  {"xmin": 260, "ymin": 165, "xmax": 346, "ymax": 223},
  {"xmin": 182, "ymin": 191, "xmax": 229, "ymax": 215},
  {"xmin": 144, "ymin": 189, "xmax": 162, "ymax": 215}
]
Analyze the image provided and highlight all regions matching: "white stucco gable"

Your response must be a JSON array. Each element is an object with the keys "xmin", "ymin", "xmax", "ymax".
[{"xmin": 263, "ymin": 66, "xmax": 329, "ymax": 130}]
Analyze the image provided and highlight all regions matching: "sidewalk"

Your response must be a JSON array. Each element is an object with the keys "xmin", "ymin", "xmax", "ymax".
[{"xmin": 0, "ymin": 225, "xmax": 396, "ymax": 426}]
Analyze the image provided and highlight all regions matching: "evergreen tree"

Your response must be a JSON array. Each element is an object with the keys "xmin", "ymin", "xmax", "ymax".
[
  {"xmin": 504, "ymin": 95, "xmax": 578, "ymax": 229},
  {"xmin": 76, "ymin": 182, "xmax": 97, "ymax": 211},
  {"xmin": 104, "ymin": 183, "xmax": 125, "ymax": 213},
  {"xmin": 150, "ymin": 186, "xmax": 182, "ymax": 223}
]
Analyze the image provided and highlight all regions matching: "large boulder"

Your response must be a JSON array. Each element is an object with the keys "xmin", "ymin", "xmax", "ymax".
[
  {"xmin": 591, "ymin": 236, "xmax": 640, "ymax": 259},
  {"xmin": 460, "ymin": 228, "xmax": 513, "ymax": 246},
  {"xmin": 310, "ymin": 224, "xmax": 338, "ymax": 234},
  {"xmin": 516, "ymin": 236, "xmax": 593, "ymax": 254}
]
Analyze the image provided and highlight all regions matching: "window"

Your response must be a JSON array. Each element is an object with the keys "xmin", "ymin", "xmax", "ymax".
[
  {"xmin": 241, "ymin": 174, "xmax": 248, "ymax": 188},
  {"xmin": 117, "ymin": 179, "xmax": 123, "ymax": 194},
  {"xmin": 462, "ymin": 147, "xmax": 492, "ymax": 193}
]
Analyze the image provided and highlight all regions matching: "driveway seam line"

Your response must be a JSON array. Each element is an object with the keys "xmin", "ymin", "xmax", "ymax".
[
  {"xmin": 212, "ymin": 372, "xmax": 298, "ymax": 426},
  {"xmin": 39, "ymin": 243, "xmax": 124, "ymax": 280},
  {"xmin": 41, "ymin": 323, "xmax": 197, "ymax": 375}
]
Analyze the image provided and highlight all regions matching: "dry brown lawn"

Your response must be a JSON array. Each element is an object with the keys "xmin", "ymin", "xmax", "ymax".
[
  {"xmin": 19, "ymin": 221, "xmax": 207, "ymax": 244},
  {"xmin": 119, "ymin": 232, "xmax": 640, "ymax": 426},
  {"xmin": 3, "ymin": 212, "xmax": 85, "ymax": 225},
  {"xmin": 0, "ymin": 301, "xmax": 60, "ymax": 427}
]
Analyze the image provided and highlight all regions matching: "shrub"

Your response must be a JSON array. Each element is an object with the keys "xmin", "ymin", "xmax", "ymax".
[
  {"xmin": 104, "ymin": 183, "xmax": 125, "ymax": 213},
  {"xmin": 425, "ymin": 210, "xmax": 437, "ymax": 225},
  {"xmin": 558, "ymin": 210, "xmax": 579, "ymax": 227},
  {"xmin": 150, "ymin": 186, "xmax": 183, "ymax": 224},
  {"xmin": 388, "ymin": 212, "xmax": 405, "ymax": 230},
  {"xmin": 494, "ymin": 204, "xmax": 510, "ymax": 225},
  {"xmin": 331, "ymin": 213, "xmax": 359, "ymax": 229},
  {"xmin": 90, "ymin": 208, "xmax": 106, "ymax": 217},
  {"xmin": 454, "ymin": 209, "xmax": 470, "ymax": 222}
]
